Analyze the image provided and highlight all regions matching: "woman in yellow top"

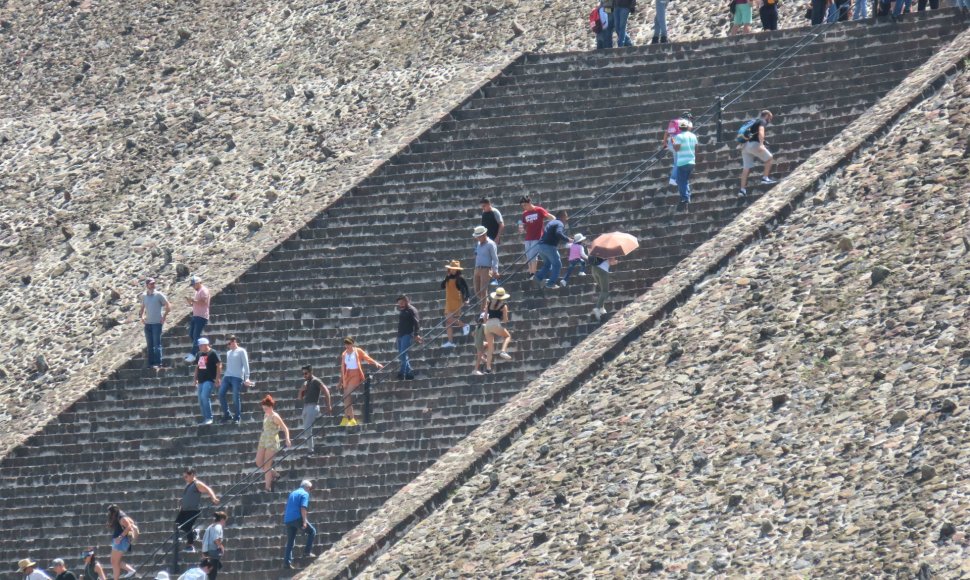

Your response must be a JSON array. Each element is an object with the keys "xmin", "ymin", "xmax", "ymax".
[
  {"xmin": 339, "ymin": 337, "xmax": 383, "ymax": 426},
  {"xmin": 440, "ymin": 260, "xmax": 470, "ymax": 348},
  {"xmin": 255, "ymin": 394, "xmax": 291, "ymax": 492}
]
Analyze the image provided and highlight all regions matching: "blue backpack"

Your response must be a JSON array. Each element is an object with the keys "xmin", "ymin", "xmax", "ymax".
[{"xmin": 736, "ymin": 119, "xmax": 758, "ymax": 143}]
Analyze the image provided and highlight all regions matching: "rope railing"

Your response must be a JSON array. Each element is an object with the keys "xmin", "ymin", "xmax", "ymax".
[{"xmin": 132, "ymin": 12, "xmax": 857, "ymax": 577}]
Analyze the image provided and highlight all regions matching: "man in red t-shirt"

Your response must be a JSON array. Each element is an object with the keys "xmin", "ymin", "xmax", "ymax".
[{"xmin": 519, "ymin": 196, "xmax": 553, "ymax": 275}]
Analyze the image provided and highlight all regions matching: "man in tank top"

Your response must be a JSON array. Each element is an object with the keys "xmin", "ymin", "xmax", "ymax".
[{"xmin": 174, "ymin": 468, "xmax": 220, "ymax": 554}]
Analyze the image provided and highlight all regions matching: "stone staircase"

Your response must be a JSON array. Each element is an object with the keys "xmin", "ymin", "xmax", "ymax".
[{"xmin": 2, "ymin": 11, "xmax": 966, "ymax": 579}]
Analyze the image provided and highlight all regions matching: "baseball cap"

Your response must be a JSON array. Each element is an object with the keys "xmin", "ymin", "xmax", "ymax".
[
  {"xmin": 80, "ymin": 550, "xmax": 95, "ymax": 559},
  {"xmin": 51, "ymin": 559, "xmax": 65, "ymax": 568},
  {"xmin": 197, "ymin": 338, "xmax": 209, "ymax": 346},
  {"xmin": 145, "ymin": 278, "xmax": 156, "ymax": 285},
  {"xmin": 189, "ymin": 275, "xmax": 201, "ymax": 286}
]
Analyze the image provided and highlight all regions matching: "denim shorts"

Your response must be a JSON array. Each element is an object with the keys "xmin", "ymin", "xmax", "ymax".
[{"xmin": 112, "ymin": 535, "xmax": 131, "ymax": 553}]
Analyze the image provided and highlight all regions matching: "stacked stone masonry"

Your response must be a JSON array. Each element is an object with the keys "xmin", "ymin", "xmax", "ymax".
[
  {"xmin": 361, "ymin": 67, "xmax": 970, "ymax": 579},
  {"xmin": 2, "ymin": 9, "xmax": 967, "ymax": 580},
  {"xmin": 0, "ymin": 0, "xmax": 813, "ymax": 453}
]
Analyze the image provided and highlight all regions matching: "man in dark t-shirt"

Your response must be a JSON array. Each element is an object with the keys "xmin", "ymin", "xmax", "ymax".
[
  {"xmin": 194, "ymin": 338, "xmax": 222, "ymax": 425},
  {"xmin": 395, "ymin": 295, "xmax": 421, "ymax": 380},
  {"xmin": 480, "ymin": 197, "xmax": 505, "ymax": 245},
  {"xmin": 298, "ymin": 365, "xmax": 332, "ymax": 454}
]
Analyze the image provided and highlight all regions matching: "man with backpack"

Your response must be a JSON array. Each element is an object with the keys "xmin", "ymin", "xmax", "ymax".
[
  {"xmin": 737, "ymin": 110, "xmax": 777, "ymax": 198},
  {"xmin": 591, "ymin": 1, "xmax": 614, "ymax": 49}
]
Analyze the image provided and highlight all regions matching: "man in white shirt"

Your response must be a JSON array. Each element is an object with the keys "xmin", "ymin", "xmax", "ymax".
[
  {"xmin": 17, "ymin": 558, "xmax": 51, "ymax": 580},
  {"xmin": 218, "ymin": 335, "xmax": 252, "ymax": 424}
]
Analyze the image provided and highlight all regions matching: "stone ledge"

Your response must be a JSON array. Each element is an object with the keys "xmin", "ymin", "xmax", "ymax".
[
  {"xmin": 298, "ymin": 26, "xmax": 970, "ymax": 580},
  {"xmin": 0, "ymin": 51, "xmax": 522, "ymax": 461}
]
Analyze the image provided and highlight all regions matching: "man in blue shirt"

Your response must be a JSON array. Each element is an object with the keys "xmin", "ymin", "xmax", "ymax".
[
  {"xmin": 282, "ymin": 481, "xmax": 315, "ymax": 570},
  {"xmin": 534, "ymin": 212, "xmax": 572, "ymax": 289},
  {"xmin": 672, "ymin": 119, "xmax": 698, "ymax": 210}
]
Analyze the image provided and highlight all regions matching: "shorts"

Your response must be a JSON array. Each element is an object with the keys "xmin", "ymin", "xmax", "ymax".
[
  {"xmin": 524, "ymin": 240, "xmax": 540, "ymax": 263},
  {"xmin": 741, "ymin": 141, "xmax": 772, "ymax": 169},
  {"xmin": 112, "ymin": 536, "xmax": 131, "ymax": 553},
  {"xmin": 733, "ymin": 3, "xmax": 753, "ymax": 24},
  {"xmin": 484, "ymin": 318, "xmax": 505, "ymax": 335}
]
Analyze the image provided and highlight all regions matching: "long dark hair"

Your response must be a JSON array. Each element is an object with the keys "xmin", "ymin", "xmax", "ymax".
[
  {"xmin": 106, "ymin": 504, "xmax": 126, "ymax": 528},
  {"xmin": 83, "ymin": 549, "xmax": 100, "ymax": 567}
]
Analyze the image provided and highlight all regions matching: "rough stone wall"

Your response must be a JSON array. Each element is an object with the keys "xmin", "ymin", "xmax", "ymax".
[
  {"xmin": 0, "ymin": 1, "xmax": 805, "ymax": 454},
  {"xmin": 360, "ymin": 70, "xmax": 970, "ymax": 578}
]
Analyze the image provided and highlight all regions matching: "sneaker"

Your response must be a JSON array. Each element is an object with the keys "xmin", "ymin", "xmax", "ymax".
[
  {"xmin": 339, "ymin": 417, "xmax": 349, "ymax": 426},
  {"xmin": 404, "ymin": 373, "xmax": 415, "ymax": 381},
  {"xmin": 199, "ymin": 419, "xmax": 213, "ymax": 426},
  {"xmin": 483, "ymin": 368, "xmax": 493, "ymax": 374},
  {"xmin": 283, "ymin": 563, "xmax": 295, "ymax": 570},
  {"xmin": 544, "ymin": 283, "xmax": 559, "ymax": 290},
  {"xmin": 442, "ymin": 341, "xmax": 456, "ymax": 348},
  {"xmin": 761, "ymin": 176, "xmax": 777, "ymax": 184},
  {"xmin": 472, "ymin": 370, "xmax": 484, "ymax": 376},
  {"xmin": 592, "ymin": 308, "xmax": 602, "ymax": 320},
  {"xmin": 489, "ymin": 279, "xmax": 499, "ymax": 286},
  {"xmin": 462, "ymin": 324, "xmax": 471, "ymax": 336},
  {"xmin": 184, "ymin": 354, "xmax": 195, "ymax": 363},
  {"xmin": 559, "ymin": 280, "xmax": 567, "ymax": 288},
  {"xmin": 498, "ymin": 351, "xmax": 512, "ymax": 360},
  {"xmin": 184, "ymin": 545, "xmax": 196, "ymax": 553},
  {"xmin": 737, "ymin": 188, "xmax": 748, "ymax": 198},
  {"xmin": 347, "ymin": 418, "xmax": 358, "ymax": 427},
  {"xmin": 578, "ymin": 272, "xmax": 587, "ymax": 277},
  {"xmin": 122, "ymin": 570, "xmax": 137, "ymax": 578},
  {"xmin": 233, "ymin": 418, "xmax": 241, "ymax": 425},
  {"xmin": 668, "ymin": 178, "xmax": 678, "ymax": 186}
]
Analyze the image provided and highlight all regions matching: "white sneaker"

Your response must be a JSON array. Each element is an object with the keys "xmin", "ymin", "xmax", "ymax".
[
  {"xmin": 442, "ymin": 341, "xmax": 456, "ymax": 348},
  {"xmin": 578, "ymin": 272, "xmax": 587, "ymax": 277},
  {"xmin": 472, "ymin": 370, "xmax": 484, "ymax": 376},
  {"xmin": 462, "ymin": 324, "xmax": 471, "ymax": 336},
  {"xmin": 559, "ymin": 280, "xmax": 567, "ymax": 288},
  {"xmin": 761, "ymin": 176, "xmax": 777, "ymax": 184},
  {"xmin": 668, "ymin": 179, "xmax": 677, "ymax": 186},
  {"xmin": 122, "ymin": 570, "xmax": 137, "ymax": 579},
  {"xmin": 199, "ymin": 419, "xmax": 213, "ymax": 426},
  {"xmin": 184, "ymin": 545, "xmax": 196, "ymax": 553},
  {"xmin": 592, "ymin": 308, "xmax": 601, "ymax": 320},
  {"xmin": 498, "ymin": 352, "xmax": 512, "ymax": 360},
  {"xmin": 184, "ymin": 354, "xmax": 195, "ymax": 363}
]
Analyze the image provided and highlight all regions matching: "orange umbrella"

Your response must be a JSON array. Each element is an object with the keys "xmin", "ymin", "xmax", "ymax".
[{"xmin": 589, "ymin": 232, "xmax": 639, "ymax": 259}]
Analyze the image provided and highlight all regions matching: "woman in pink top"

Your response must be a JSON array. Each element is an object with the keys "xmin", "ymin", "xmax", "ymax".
[
  {"xmin": 339, "ymin": 337, "xmax": 383, "ymax": 427},
  {"xmin": 559, "ymin": 233, "xmax": 588, "ymax": 286}
]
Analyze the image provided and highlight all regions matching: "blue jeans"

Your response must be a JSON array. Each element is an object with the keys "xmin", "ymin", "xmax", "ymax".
[
  {"xmin": 218, "ymin": 376, "xmax": 243, "ymax": 420},
  {"xmin": 675, "ymin": 163, "xmax": 694, "ymax": 203},
  {"xmin": 197, "ymin": 380, "xmax": 214, "ymax": 421},
  {"xmin": 562, "ymin": 259, "xmax": 587, "ymax": 282},
  {"xmin": 283, "ymin": 521, "xmax": 316, "ymax": 565},
  {"xmin": 653, "ymin": 0, "xmax": 667, "ymax": 37},
  {"xmin": 188, "ymin": 316, "xmax": 207, "ymax": 357},
  {"xmin": 396, "ymin": 335, "xmax": 413, "ymax": 377},
  {"xmin": 535, "ymin": 244, "xmax": 563, "ymax": 287},
  {"xmin": 853, "ymin": 0, "xmax": 868, "ymax": 18},
  {"xmin": 144, "ymin": 323, "xmax": 163, "ymax": 366},
  {"xmin": 596, "ymin": 23, "xmax": 614, "ymax": 49},
  {"xmin": 892, "ymin": 0, "xmax": 911, "ymax": 15},
  {"xmin": 613, "ymin": 7, "xmax": 633, "ymax": 47}
]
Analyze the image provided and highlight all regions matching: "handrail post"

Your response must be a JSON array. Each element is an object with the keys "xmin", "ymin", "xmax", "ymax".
[
  {"xmin": 715, "ymin": 96, "xmax": 724, "ymax": 143},
  {"xmin": 363, "ymin": 376, "xmax": 372, "ymax": 423},
  {"xmin": 170, "ymin": 529, "xmax": 180, "ymax": 575}
]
